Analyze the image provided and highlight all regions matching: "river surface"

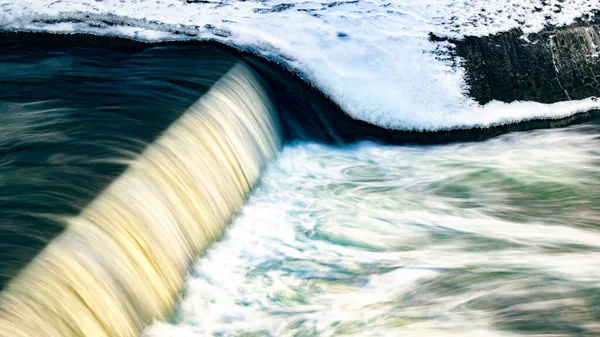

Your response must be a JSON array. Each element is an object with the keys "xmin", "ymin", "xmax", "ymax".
[
  {"xmin": 145, "ymin": 121, "xmax": 600, "ymax": 337},
  {"xmin": 3, "ymin": 41, "xmax": 600, "ymax": 337}
]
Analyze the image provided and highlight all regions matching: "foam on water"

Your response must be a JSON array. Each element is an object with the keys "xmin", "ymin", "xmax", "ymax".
[
  {"xmin": 1, "ymin": 0, "xmax": 600, "ymax": 130},
  {"xmin": 145, "ymin": 122, "xmax": 600, "ymax": 336},
  {"xmin": 0, "ymin": 63, "xmax": 282, "ymax": 337}
]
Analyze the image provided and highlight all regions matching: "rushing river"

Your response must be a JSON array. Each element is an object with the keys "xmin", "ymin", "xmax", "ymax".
[
  {"xmin": 2, "ymin": 40, "xmax": 600, "ymax": 337},
  {"xmin": 145, "ymin": 121, "xmax": 600, "ymax": 337}
]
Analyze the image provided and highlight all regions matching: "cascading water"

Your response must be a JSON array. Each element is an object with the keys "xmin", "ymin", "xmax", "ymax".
[
  {"xmin": 0, "ymin": 63, "xmax": 281, "ymax": 337},
  {"xmin": 1, "ymin": 35, "xmax": 600, "ymax": 337},
  {"xmin": 146, "ymin": 122, "xmax": 600, "ymax": 337}
]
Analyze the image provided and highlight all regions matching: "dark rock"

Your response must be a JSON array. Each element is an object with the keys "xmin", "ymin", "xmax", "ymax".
[
  {"xmin": 0, "ymin": 32, "xmax": 599, "ymax": 292},
  {"xmin": 450, "ymin": 16, "xmax": 600, "ymax": 104},
  {"xmin": 253, "ymin": 3, "xmax": 295, "ymax": 14},
  {"xmin": 186, "ymin": 0, "xmax": 219, "ymax": 3},
  {"xmin": 326, "ymin": 0, "xmax": 359, "ymax": 8}
]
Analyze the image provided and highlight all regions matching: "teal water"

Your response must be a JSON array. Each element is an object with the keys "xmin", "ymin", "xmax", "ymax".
[
  {"xmin": 146, "ymin": 122, "xmax": 600, "ymax": 337},
  {"xmin": 4, "ymin": 40, "xmax": 599, "ymax": 337}
]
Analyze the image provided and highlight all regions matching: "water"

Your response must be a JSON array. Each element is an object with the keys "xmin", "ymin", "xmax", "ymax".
[
  {"xmin": 2, "ymin": 38, "xmax": 600, "ymax": 337},
  {"xmin": 0, "ymin": 63, "xmax": 282, "ymax": 337},
  {"xmin": 145, "ymin": 122, "xmax": 600, "ymax": 337},
  {"xmin": 0, "ymin": 42, "xmax": 240, "ymax": 288}
]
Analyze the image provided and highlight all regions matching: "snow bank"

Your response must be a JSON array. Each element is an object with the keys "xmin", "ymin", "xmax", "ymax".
[{"xmin": 1, "ymin": 0, "xmax": 599, "ymax": 130}]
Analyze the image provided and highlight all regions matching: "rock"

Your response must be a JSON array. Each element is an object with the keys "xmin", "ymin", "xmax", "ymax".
[{"xmin": 450, "ymin": 15, "xmax": 600, "ymax": 105}]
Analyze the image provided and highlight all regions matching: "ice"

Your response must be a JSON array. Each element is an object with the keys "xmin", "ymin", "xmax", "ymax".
[{"xmin": 1, "ymin": 0, "xmax": 599, "ymax": 130}]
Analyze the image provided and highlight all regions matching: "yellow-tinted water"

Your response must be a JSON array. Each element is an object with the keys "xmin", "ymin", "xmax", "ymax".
[
  {"xmin": 146, "ymin": 123, "xmax": 600, "ymax": 337},
  {"xmin": 0, "ymin": 63, "xmax": 282, "ymax": 337}
]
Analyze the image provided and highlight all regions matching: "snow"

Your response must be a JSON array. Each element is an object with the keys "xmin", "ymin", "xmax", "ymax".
[{"xmin": 0, "ymin": 0, "xmax": 599, "ymax": 130}]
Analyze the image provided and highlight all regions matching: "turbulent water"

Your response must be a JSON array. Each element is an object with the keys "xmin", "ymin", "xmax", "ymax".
[
  {"xmin": 0, "ymin": 63, "xmax": 282, "ymax": 337},
  {"xmin": 145, "ymin": 122, "xmax": 600, "ymax": 337},
  {"xmin": 0, "ymin": 41, "xmax": 287, "ymax": 337},
  {"xmin": 0, "ymin": 43, "xmax": 242, "ymax": 288},
  {"xmin": 2, "ymin": 39, "xmax": 600, "ymax": 337}
]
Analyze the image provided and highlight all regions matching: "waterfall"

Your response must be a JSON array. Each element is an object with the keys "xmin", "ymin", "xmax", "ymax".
[{"xmin": 0, "ymin": 62, "xmax": 282, "ymax": 337}]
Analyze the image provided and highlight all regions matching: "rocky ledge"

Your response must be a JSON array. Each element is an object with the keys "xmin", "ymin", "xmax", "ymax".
[{"xmin": 445, "ymin": 13, "xmax": 600, "ymax": 105}]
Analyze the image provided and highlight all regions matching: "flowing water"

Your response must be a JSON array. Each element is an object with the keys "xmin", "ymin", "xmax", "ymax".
[
  {"xmin": 145, "ymin": 122, "xmax": 600, "ymax": 337},
  {"xmin": 0, "ymin": 57, "xmax": 282, "ymax": 337},
  {"xmin": 2, "ymin": 39, "xmax": 600, "ymax": 337}
]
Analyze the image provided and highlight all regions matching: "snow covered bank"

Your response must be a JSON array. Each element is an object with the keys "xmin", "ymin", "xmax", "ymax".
[{"xmin": 1, "ymin": 0, "xmax": 599, "ymax": 130}]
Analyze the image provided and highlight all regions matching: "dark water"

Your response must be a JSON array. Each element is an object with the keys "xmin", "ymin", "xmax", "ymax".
[
  {"xmin": 0, "ymin": 43, "xmax": 239, "ymax": 287},
  {"xmin": 2, "ymin": 37, "xmax": 600, "ymax": 336}
]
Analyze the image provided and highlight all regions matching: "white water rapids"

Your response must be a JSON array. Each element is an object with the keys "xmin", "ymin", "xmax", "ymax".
[{"xmin": 146, "ymin": 122, "xmax": 600, "ymax": 337}]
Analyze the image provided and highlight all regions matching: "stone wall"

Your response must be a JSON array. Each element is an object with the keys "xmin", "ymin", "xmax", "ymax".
[{"xmin": 450, "ymin": 17, "xmax": 600, "ymax": 104}]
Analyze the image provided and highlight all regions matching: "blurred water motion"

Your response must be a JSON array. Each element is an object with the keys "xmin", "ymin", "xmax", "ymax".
[
  {"xmin": 0, "ymin": 43, "xmax": 241, "ymax": 288},
  {"xmin": 0, "ymin": 38, "xmax": 599, "ymax": 337},
  {"xmin": 0, "ymin": 62, "xmax": 281, "ymax": 337},
  {"xmin": 146, "ymin": 122, "xmax": 600, "ymax": 337}
]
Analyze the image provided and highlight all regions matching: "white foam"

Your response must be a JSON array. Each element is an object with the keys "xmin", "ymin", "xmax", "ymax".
[
  {"xmin": 1, "ymin": 0, "xmax": 599, "ymax": 130},
  {"xmin": 143, "ymin": 126, "xmax": 600, "ymax": 336}
]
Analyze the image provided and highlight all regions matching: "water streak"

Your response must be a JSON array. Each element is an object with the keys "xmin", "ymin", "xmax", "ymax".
[
  {"xmin": 0, "ymin": 63, "xmax": 282, "ymax": 337},
  {"xmin": 146, "ymin": 122, "xmax": 600, "ymax": 336}
]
